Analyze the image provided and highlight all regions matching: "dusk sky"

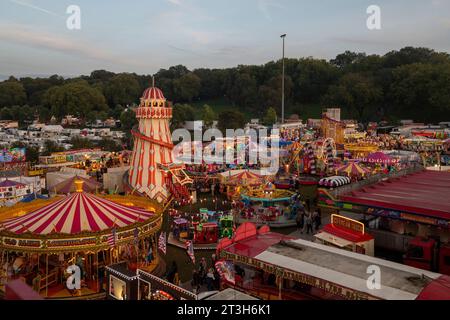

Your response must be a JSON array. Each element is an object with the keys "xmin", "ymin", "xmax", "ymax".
[{"xmin": 1, "ymin": 0, "xmax": 450, "ymax": 77}]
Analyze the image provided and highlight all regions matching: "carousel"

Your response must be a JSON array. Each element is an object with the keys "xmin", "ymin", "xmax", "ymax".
[
  {"xmin": 218, "ymin": 170, "xmax": 273, "ymax": 200},
  {"xmin": 0, "ymin": 180, "xmax": 163, "ymax": 299},
  {"xmin": 235, "ymin": 182, "xmax": 299, "ymax": 228}
]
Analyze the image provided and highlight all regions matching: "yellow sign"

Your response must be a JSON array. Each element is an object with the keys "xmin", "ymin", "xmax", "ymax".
[{"xmin": 331, "ymin": 214, "xmax": 365, "ymax": 234}]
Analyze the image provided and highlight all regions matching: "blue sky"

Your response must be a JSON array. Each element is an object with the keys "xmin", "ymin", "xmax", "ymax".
[{"xmin": 0, "ymin": 0, "xmax": 449, "ymax": 77}]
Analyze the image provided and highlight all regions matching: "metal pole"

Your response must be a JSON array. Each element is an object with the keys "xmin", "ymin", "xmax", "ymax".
[{"xmin": 281, "ymin": 34, "xmax": 286, "ymax": 124}]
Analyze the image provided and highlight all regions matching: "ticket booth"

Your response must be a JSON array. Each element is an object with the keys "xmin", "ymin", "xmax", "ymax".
[{"xmin": 314, "ymin": 214, "xmax": 374, "ymax": 256}]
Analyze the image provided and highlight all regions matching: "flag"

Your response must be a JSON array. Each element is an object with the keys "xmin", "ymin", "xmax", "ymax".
[
  {"xmin": 107, "ymin": 228, "xmax": 117, "ymax": 247},
  {"xmin": 158, "ymin": 232, "xmax": 167, "ymax": 255},
  {"xmin": 185, "ymin": 240, "xmax": 195, "ymax": 264}
]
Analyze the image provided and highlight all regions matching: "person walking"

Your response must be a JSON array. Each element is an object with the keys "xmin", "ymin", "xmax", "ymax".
[
  {"xmin": 296, "ymin": 212, "xmax": 304, "ymax": 234},
  {"xmin": 305, "ymin": 213, "xmax": 313, "ymax": 235}
]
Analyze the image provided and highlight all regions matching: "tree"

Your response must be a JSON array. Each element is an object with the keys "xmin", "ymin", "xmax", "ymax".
[
  {"xmin": 119, "ymin": 109, "xmax": 138, "ymax": 132},
  {"xmin": 103, "ymin": 73, "xmax": 141, "ymax": 107},
  {"xmin": 201, "ymin": 104, "xmax": 216, "ymax": 128},
  {"xmin": 322, "ymin": 73, "xmax": 382, "ymax": 121},
  {"xmin": 217, "ymin": 110, "xmax": 245, "ymax": 133},
  {"xmin": 0, "ymin": 80, "xmax": 27, "ymax": 107},
  {"xmin": 263, "ymin": 107, "xmax": 278, "ymax": 126},
  {"xmin": 173, "ymin": 73, "xmax": 201, "ymax": 102},
  {"xmin": 43, "ymin": 81, "xmax": 108, "ymax": 120},
  {"xmin": 330, "ymin": 51, "xmax": 367, "ymax": 69},
  {"xmin": 70, "ymin": 137, "xmax": 94, "ymax": 150},
  {"xmin": 97, "ymin": 138, "xmax": 122, "ymax": 152},
  {"xmin": 171, "ymin": 104, "xmax": 195, "ymax": 130},
  {"xmin": 42, "ymin": 140, "xmax": 64, "ymax": 156},
  {"xmin": 389, "ymin": 63, "xmax": 450, "ymax": 122},
  {"xmin": 225, "ymin": 72, "xmax": 258, "ymax": 110}
]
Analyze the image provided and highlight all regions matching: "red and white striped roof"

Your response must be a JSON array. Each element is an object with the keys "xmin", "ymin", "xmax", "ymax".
[
  {"xmin": 142, "ymin": 87, "xmax": 165, "ymax": 100},
  {"xmin": 0, "ymin": 192, "xmax": 155, "ymax": 235}
]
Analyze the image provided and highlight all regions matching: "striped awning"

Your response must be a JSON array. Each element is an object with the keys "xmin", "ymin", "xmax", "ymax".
[
  {"xmin": 319, "ymin": 176, "xmax": 351, "ymax": 188},
  {"xmin": 0, "ymin": 192, "xmax": 155, "ymax": 235}
]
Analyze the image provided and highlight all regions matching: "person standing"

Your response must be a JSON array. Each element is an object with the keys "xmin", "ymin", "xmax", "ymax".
[
  {"xmin": 312, "ymin": 211, "xmax": 321, "ymax": 231},
  {"xmin": 205, "ymin": 268, "xmax": 215, "ymax": 291},
  {"xmin": 191, "ymin": 269, "xmax": 201, "ymax": 294},
  {"xmin": 199, "ymin": 257, "xmax": 207, "ymax": 284}
]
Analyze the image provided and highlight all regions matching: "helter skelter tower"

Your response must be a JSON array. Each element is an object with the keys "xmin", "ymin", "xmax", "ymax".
[{"xmin": 128, "ymin": 81, "xmax": 192, "ymax": 203}]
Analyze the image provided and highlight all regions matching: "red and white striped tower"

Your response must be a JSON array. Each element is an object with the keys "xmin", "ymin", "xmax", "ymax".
[{"xmin": 128, "ymin": 83, "xmax": 175, "ymax": 203}]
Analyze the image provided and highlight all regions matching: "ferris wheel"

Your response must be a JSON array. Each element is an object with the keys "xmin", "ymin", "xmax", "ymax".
[{"xmin": 316, "ymin": 138, "xmax": 337, "ymax": 160}]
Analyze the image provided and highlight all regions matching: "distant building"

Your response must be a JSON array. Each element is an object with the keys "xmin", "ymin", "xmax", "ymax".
[
  {"xmin": 61, "ymin": 115, "xmax": 82, "ymax": 126},
  {"xmin": 0, "ymin": 121, "xmax": 19, "ymax": 129}
]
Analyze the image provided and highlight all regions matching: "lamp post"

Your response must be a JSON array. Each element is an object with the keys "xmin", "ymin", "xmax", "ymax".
[{"xmin": 280, "ymin": 34, "xmax": 286, "ymax": 124}]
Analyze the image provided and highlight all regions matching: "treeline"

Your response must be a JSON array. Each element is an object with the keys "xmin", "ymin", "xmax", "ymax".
[{"xmin": 0, "ymin": 47, "xmax": 450, "ymax": 126}]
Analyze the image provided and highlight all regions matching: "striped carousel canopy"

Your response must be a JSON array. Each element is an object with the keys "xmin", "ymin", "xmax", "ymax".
[
  {"xmin": 52, "ymin": 175, "xmax": 102, "ymax": 194},
  {"xmin": 335, "ymin": 162, "xmax": 372, "ymax": 177},
  {"xmin": 319, "ymin": 176, "xmax": 351, "ymax": 188},
  {"xmin": 0, "ymin": 191, "xmax": 155, "ymax": 235}
]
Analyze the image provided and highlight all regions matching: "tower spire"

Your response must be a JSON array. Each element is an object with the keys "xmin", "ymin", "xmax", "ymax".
[{"xmin": 152, "ymin": 75, "xmax": 155, "ymax": 88}]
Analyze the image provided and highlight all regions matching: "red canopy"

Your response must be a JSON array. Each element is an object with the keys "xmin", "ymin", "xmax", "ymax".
[
  {"xmin": 0, "ymin": 192, "xmax": 155, "ymax": 235},
  {"xmin": 225, "ymin": 171, "xmax": 264, "ymax": 185},
  {"xmin": 52, "ymin": 176, "xmax": 102, "ymax": 194}
]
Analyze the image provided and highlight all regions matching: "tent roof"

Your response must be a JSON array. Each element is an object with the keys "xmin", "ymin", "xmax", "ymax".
[
  {"xmin": 0, "ymin": 192, "xmax": 155, "ymax": 235},
  {"xmin": 52, "ymin": 175, "xmax": 102, "ymax": 194},
  {"xmin": 340, "ymin": 170, "xmax": 450, "ymax": 219}
]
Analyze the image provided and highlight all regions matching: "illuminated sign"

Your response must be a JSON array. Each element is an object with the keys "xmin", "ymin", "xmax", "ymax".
[
  {"xmin": 221, "ymin": 251, "xmax": 376, "ymax": 300},
  {"xmin": 331, "ymin": 214, "xmax": 365, "ymax": 234}
]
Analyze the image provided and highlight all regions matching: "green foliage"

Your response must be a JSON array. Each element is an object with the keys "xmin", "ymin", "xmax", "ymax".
[
  {"xmin": 0, "ymin": 80, "xmax": 27, "ymax": 107},
  {"xmin": 173, "ymin": 73, "xmax": 201, "ymax": 102},
  {"xmin": 119, "ymin": 109, "xmax": 138, "ymax": 131},
  {"xmin": 70, "ymin": 137, "xmax": 94, "ymax": 150},
  {"xmin": 171, "ymin": 104, "xmax": 195, "ymax": 130},
  {"xmin": 322, "ymin": 73, "xmax": 382, "ymax": 121},
  {"xmin": 97, "ymin": 138, "xmax": 122, "ymax": 152},
  {"xmin": 42, "ymin": 140, "xmax": 64, "ymax": 156},
  {"xmin": 103, "ymin": 73, "xmax": 141, "ymax": 106},
  {"xmin": 201, "ymin": 104, "xmax": 216, "ymax": 128},
  {"xmin": 217, "ymin": 110, "xmax": 245, "ymax": 133},
  {"xmin": 0, "ymin": 46, "xmax": 449, "ymax": 124},
  {"xmin": 43, "ymin": 81, "xmax": 108, "ymax": 120},
  {"xmin": 263, "ymin": 107, "xmax": 278, "ymax": 125}
]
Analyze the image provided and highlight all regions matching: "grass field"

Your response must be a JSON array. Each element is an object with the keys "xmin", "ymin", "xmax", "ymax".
[{"xmin": 191, "ymin": 98, "xmax": 327, "ymax": 122}]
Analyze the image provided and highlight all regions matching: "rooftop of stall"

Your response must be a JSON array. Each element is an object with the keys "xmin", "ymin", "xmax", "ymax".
[
  {"xmin": 221, "ymin": 234, "xmax": 450, "ymax": 300},
  {"xmin": 339, "ymin": 170, "xmax": 450, "ymax": 221}
]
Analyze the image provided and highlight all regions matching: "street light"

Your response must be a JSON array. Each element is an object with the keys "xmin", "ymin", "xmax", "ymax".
[{"xmin": 280, "ymin": 34, "xmax": 286, "ymax": 124}]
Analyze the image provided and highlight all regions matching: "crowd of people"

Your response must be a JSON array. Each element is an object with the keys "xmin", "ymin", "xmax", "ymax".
[{"xmin": 190, "ymin": 255, "xmax": 221, "ymax": 293}]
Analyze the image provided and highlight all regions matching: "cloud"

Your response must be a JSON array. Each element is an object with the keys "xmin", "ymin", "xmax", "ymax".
[
  {"xmin": 166, "ymin": 0, "xmax": 182, "ymax": 5},
  {"xmin": 0, "ymin": 23, "xmax": 144, "ymax": 67},
  {"xmin": 257, "ymin": 0, "xmax": 284, "ymax": 21},
  {"xmin": 8, "ymin": 0, "xmax": 64, "ymax": 18}
]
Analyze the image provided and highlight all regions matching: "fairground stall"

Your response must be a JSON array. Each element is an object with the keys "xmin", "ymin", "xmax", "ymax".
[
  {"xmin": 314, "ymin": 214, "xmax": 374, "ymax": 256},
  {"xmin": 168, "ymin": 208, "xmax": 235, "ymax": 250},
  {"xmin": 216, "ymin": 223, "xmax": 450, "ymax": 300},
  {"xmin": 104, "ymin": 263, "xmax": 197, "ymax": 300},
  {"xmin": 235, "ymin": 182, "xmax": 298, "ymax": 228},
  {"xmin": 318, "ymin": 169, "xmax": 450, "ymax": 275},
  {"xmin": 0, "ymin": 180, "xmax": 163, "ymax": 299}
]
